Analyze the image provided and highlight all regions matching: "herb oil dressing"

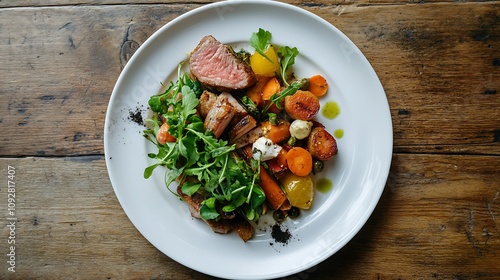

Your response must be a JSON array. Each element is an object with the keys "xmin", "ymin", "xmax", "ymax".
[
  {"xmin": 321, "ymin": 101, "xmax": 340, "ymax": 119},
  {"xmin": 316, "ymin": 178, "xmax": 333, "ymax": 193}
]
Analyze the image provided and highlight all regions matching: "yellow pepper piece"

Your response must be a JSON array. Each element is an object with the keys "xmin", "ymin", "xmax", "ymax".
[
  {"xmin": 280, "ymin": 173, "xmax": 314, "ymax": 209},
  {"xmin": 250, "ymin": 46, "xmax": 280, "ymax": 77}
]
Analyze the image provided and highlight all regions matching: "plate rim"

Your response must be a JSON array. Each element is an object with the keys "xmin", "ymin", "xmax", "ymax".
[{"xmin": 104, "ymin": 1, "xmax": 393, "ymax": 279}]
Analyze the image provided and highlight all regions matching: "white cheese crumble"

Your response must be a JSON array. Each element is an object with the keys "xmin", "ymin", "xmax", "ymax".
[
  {"xmin": 289, "ymin": 120, "xmax": 313, "ymax": 140},
  {"xmin": 252, "ymin": 136, "xmax": 282, "ymax": 161}
]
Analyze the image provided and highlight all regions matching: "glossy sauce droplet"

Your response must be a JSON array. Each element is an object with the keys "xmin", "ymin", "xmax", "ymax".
[
  {"xmin": 322, "ymin": 101, "xmax": 340, "ymax": 119},
  {"xmin": 334, "ymin": 129, "xmax": 344, "ymax": 139},
  {"xmin": 316, "ymin": 178, "xmax": 333, "ymax": 193}
]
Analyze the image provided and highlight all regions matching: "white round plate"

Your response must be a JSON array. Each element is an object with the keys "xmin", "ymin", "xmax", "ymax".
[{"xmin": 104, "ymin": 1, "xmax": 392, "ymax": 279}]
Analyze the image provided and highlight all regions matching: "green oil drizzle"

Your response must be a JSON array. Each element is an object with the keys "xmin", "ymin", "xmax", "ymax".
[
  {"xmin": 334, "ymin": 129, "xmax": 344, "ymax": 139},
  {"xmin": 316, "ymin": 101, "xmax": 339, "ymax": 193},
  {"xmin": 322, "ymin": 101, "xmax": 340, "ymax": 120},
  {"xmin": 316, "ymin": 178, "xmax": 333, "ymax": 193}
]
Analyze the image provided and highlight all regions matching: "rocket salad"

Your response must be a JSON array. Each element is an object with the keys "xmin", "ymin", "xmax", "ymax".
[{"xmin": 144, "ymin": 66, "xmax": 265, "ymax": 222}]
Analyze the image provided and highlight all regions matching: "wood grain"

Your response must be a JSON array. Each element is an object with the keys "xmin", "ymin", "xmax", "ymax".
[
  {"xmin": 0, "ymin": 0, "xmax": 497, "ymax": 7},
  {"xmin": 0, "ymin": 4, "xmax": 196, "ymax": 156},
  {"xmin": 0, "ymin": 3, "xmax": 498, "ymax": 156},
  {"xmin": 0, "ymin": 154, "xmax": 498, "ymax": 279},
  {"xmin": 0, "ymin": 1, "xmax": 499, "ymax": 279}
]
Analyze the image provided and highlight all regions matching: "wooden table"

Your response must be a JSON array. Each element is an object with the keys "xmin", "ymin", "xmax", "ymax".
[{"xmin": 1, "ymin": 0, "xmax": 499, "ymax": 279}]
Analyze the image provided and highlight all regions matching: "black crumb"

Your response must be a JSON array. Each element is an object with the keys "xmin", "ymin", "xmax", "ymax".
[
  {"xmin": 128, "ymin": 106, "xmax": 144, "ymax": 126},
  {"xmin": 271, "ymin": 223, "xmax": 292, "ymax": 245}
]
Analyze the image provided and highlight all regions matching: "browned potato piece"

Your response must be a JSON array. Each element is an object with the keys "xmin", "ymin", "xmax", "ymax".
[{"xmin": 307, "ymin": 127, "xmax": 338, "ymax": 161}]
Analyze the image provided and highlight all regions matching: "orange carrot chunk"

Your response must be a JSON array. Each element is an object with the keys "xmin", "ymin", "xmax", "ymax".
[
  {"xmin": 261, "ymin": 120, "xmax": 291, "ymax": 143},
  {"xmin": 259, "ymin": 165, "xmax": 288, "ymax": 210},
  {"xmin": 261, "ymin": 77, "xmax": 281, "ymax": 101},
  {"xmin": 308, "ymin": 74, "xmax": 328, "ymax": 97},
  {"xmin": 261, "ymin": 77, "xmax": 282, "ymax": 113},
  {"xmin": 284, "ymin": 90, "xmax": 320, "ymax": 121},
  {"xmin": 246, "ymin": 75, "xmax": 270, "ymax": 107},
  {"xmin": 286, "ymin": 147, "xmax": 313, "ymax": 177}
]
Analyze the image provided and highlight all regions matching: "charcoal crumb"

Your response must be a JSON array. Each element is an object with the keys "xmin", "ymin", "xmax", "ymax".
[
  {"xmin": 271, "ymin": 223, "xmax": 292, "ymax": 244},
  {"xmin": 128, "ymin": 107, "xmax": 144, "ymax": 126}
]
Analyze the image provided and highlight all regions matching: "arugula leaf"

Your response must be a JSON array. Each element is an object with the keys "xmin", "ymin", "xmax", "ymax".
[
  {"xmin": 181, "ymin": 85, "xmax": 199, "ymax": 118},
  {"xmin": 200, "ymin": 197, "xmax": 220, "ymax": 220},
  {"xmin": 144, "ymin": 163, "xmax": 161, "ymax": 179},
  {"xmin": 278, "ymin": 46, "xmax": 299, "ymax": 86},
  {"xmin": 181, "ymin": 181, "xmax": 201, "ymax": 196},
  {"xmin": 250, "ymin": 28, "xmax": 273, "ymax": 62}
]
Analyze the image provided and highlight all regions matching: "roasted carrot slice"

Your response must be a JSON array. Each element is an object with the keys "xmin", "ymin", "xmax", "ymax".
[
  {"xmin": 262, "ymin": 77, "xmax": 281, "ymax": 101},
  {"xmin": 261, "ymin": 120, "xmax": 291, "ymax": 143},
  {"xmin": 246, "ymin": 75, "xmax": 270, "ymax": 108},
  {"xmin": 286, "ymin": 147, "xmax": 313, "ymax": 177},
  {"xmin": 284, "ymin": 90, "xmax": 320, "ymax": 121},
  {"xmin": 308, "ymin": 74, "xmax": 328, "ymax": 97},
  {"xmin": 259, "ymin": 165, "xmax": 288, "ymax": 210}
]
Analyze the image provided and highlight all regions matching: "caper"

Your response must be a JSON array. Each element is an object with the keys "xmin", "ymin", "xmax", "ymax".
[
  {"xmin": 268, "ymin": 113, "xmax": 278, "ymax": 125},
  {"xmin": 300, "ymin": 78, "xmax": 310, "ymax": 90},
  {"xmin": 313, "ymin": 160, "xmax": 324, "ymax": 174},
  {"xmin": 273, "ymin": 210, "xmax": 286, "ymax": 222},
  {"xmin": 288, "ymin": 207, "xmax": 301, "ymax": 219},
  {"xmin": 287, "ymin": 136, "xmax": 297, "ymax": 146}
]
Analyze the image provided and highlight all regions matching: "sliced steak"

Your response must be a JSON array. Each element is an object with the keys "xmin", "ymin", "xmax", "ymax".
[
  {"xmin": 177, "ymin": 185, "xmax": 232, "ymax": 234},
  {"xmin": 228, "ymin": 114, "xmax": 257, "ymax": 142},
  {"xmin": 227, "ymin": 216, "xmax": 255, "ymax": 242},
  {"xmin": 204, "ymin": 93, "xmax": 236, "ymax": 138},
  {"xmin": 220, "ymin": 92, "xmax": 249, "ymax": 125},
  {"xmin": 197, "ymin": 90, "xmax": 218, "ymax": 119},
  {"xmin": 189, "ymin": 35, "xmax": 256, "ymax": 91}
]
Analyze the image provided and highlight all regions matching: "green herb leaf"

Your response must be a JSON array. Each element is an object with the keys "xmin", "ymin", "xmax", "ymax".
[
  {"xmin": 200, "ymin": 197, "xmax": 219, "ymax": 220},
  {"xmin": 181, "ymin": 181, "xmax": 201, "ymax": 196},
  {"xmin": 263, "ymin": 78, "xmax": 308, "ymax": 112},
  {"xmin": 278, "ymin": 46, "xmax": 299, "ymax": 86},
  {"xmin": 144, "ymin": 163, "xmax": 161, "ymax": 179},
  {"xmin": 234, "ymin": 94, "xmax": 262, "ymax": 121},
  {"xmin": 200, "ymin": 205, "xmax": 220, "ymax": 220},
  {"xmin": 250, "ymin": 28, "xmax": 273, "ymax": 62}
]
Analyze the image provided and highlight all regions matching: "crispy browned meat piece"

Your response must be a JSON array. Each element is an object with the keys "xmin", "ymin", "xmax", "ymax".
[
  {"xmin": 176, "ymin": 184, "xmax": 255, "ymax": 241},
  {"xmin": 228, "ymin": 115, "xmax": 257, "ymax": 141},
  {"xmin": 176, "ymin": 185, "xmax": 231, "ymax": 234},
  {"xmin": 204, "ymin": 93, "xmax": 236, "ymax": 138},
  {"xmin": 227, "ymin": 216, "xmax": 255, "ymax": 242},
  {"xmin": 197, "ymin": 90, "xmax": 218, "ymax": 119}
]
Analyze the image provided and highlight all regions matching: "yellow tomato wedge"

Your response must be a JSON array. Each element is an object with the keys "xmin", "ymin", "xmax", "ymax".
[
  {"xmin": 250, "ymin": 46, "xmax": 280, "ymax": 77},
  {"xmin": 280, "ymin": 172, "xmax": 314, "ymax": 209}
]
